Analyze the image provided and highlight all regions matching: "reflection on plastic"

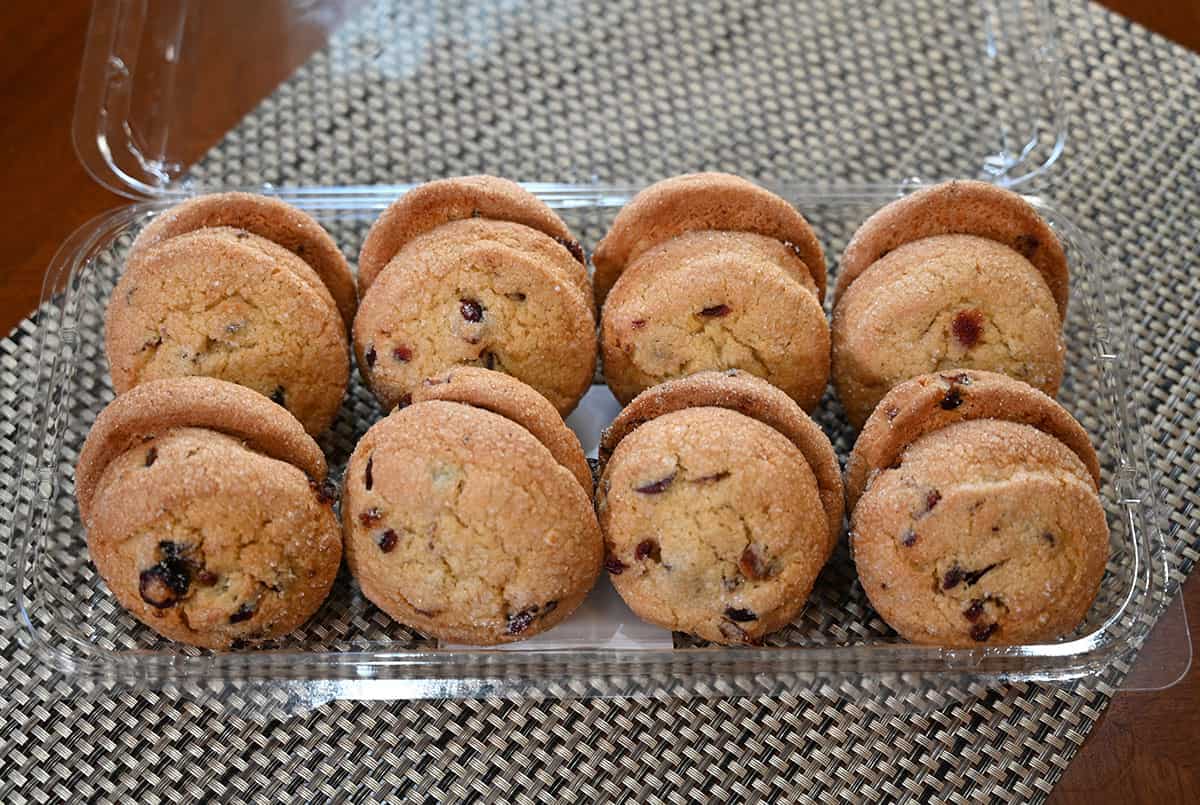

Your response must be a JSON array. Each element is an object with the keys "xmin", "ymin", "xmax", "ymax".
[{"xmin": 1119, "ymin": 593, "xmax": 1192, "ymax": 692}]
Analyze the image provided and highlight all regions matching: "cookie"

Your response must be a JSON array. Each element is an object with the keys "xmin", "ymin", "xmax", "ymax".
[
  {"xmin": 356, "ymin": 175, "xmax": 582, "ymax": 295},
  {"xmin": 834, "ymin": 179, "xmax": 1069, "ymax": 316},
  {"xmin": 106, "ymin": 226, "xmax": 350, "ymax": 435},
  {"xmin": 846, "ymin": 371, "xmax": 1108, "ymax": 646},
  {"xmin": 844, "ymin": 369, "xmax": 1101, "ymax": 510},
  {"xmin": 342, "ymin": 397, "xmax": 602, "ymax": 644},
  {"xmin": 600, "ymin": 370, "xmax": 843, "ymax": 548},
  {"xmin": 353, "ymin": 216, "xmax": 597, "ymax": 416},
  {"xmin": 411, "ymin": 366, "xmax": 593, "ymax": 498},
  {"xmin": 76, "ymin": 378, "xmax": 342, "ymax": 649},
  {"xmin": 600, "ymin": 230, "xmax": 829, "ymax": 408},
  {"xmin": 832, "ymin": 234, "xmax": 1064, "ymax": 427},
  {"xmin": 591, "ymin": 172, "xmax": 827, "ymax": 308},
  {"xmin": 129, "ymin": 191, "xmax": 357, "ymax": 329},
  {"xmin": 597, "ymin": 370, "xmax": 842, "ymax": 645}
]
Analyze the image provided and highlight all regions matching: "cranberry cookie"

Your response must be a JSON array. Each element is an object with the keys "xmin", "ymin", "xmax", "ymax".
[
  {"xmin": 76, "ymin": 377, "xmax": 342, "ymax": 650},
  {"xmin": 342, "ymin": 372, "xmax": 601, "ymax": 644},
  {"xmin": 354, "ymin": 177, "xmax": 596, "ymax": 415},
  {"xmin": 595, "ymin": 174, "xmax": 830, "ymax": 409},
  {"xmin": 109, "ymin": 195, "xmax": 352, "ymax": 435},
  {"xmin": 597, "ymin": 370, "xmax": 842, "ymax": 645},
  {"xmin": 832, "ymin": 181, "xmax": 1068, "ymax": 428},
  {"xmin": 847, "ymin": 370, "xmax": 1108, "ymax": 647}
]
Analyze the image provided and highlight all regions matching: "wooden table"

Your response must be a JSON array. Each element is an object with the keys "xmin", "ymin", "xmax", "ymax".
[{"xmin": 1, "ymin": 1, "xmax": 1195, "ymax": 801}]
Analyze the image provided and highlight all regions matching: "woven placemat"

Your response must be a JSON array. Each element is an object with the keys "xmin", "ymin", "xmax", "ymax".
[{"xmin": 2, "ymin": 1, "xmax": 1197, "ymax": 801}]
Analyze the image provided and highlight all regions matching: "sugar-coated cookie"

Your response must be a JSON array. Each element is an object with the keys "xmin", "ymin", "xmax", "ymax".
[
  {"xmin": 76, "ymin": 378, "xmax": 342, "ymax": 649},
  {"xmin": 354, "ymin": 179, "xmax": 596, "ymax": 416},
  {"xmin": 342, "ymin": 386, "xmax": 602, "ymax": 644},
  {"xmin": 847, "ymin": 370, "xmax": 1108, "ymax": 647},
  {"xmin": 595, "ymin": 174, "xmax": 829, "ymax": 408},
  {"xmin": 597, "ymin": 370, "xmax": 842, "ymax": 645},
  {"xmin": 108, "ymin": 219, "xmax": 350, "ymax": 435}
]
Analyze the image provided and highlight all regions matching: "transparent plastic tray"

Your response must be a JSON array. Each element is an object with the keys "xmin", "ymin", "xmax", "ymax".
[
  {"xmin": 11, "ymin": 186, "xmax": 1168, "ymax": 698},
  {"xmin": 5, "ymin": 0, "xmax": 1176, "ymax": 699}
]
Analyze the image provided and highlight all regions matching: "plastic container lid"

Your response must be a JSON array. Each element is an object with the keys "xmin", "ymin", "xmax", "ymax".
[{"xmin": 74, "ymin": 0, "xmax": 1067, "ymax": 199}]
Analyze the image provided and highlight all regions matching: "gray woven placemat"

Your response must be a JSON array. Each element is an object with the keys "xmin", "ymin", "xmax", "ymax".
[{"xmin": 2, "ymin": 1, "xmax": 1198, "ymax": 802}]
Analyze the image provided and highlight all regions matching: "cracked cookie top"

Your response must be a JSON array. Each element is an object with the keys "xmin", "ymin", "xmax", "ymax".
[
  {"xmin": 341, "ymin": 399, "xmax": 602, "ymax": 645},
  {"xmin": 831, "ymin": 234, "xmax": 1064, "ymax": 428},
  {"xmin": 106, "ymin": 226, "xmax": 350, "ymax": 435}
]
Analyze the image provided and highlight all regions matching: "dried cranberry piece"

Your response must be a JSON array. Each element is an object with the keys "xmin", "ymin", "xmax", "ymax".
[
  {"xmin": 699, "ymin": 304, "xmax": 731, "ymax": 317},
  {"xmin": 962, "ymin": 563, "xmax": 999, "ymax": 586},
  {"xmin": 970, "ymin": 622, "xmax": 998, "ymax": 642},
  {"xmin": 506, "ymin": 608, "xmax": 536, "ymax": 635},
  {"xmin": 460, "ymin": 299, "xmax": 484, "ymax": 322},
  {"xmin": 138, "ymin": 557, "xmax": 191, "ymax": 608},
  {"xmin": 630, "ymin": 319, "xmax": 647, "ymax": 330},
  {"xmin": 951, "ymin": 309, "xmax": 984, "ymax": 348},
  {"xmin": 392, "ymin": 345, "xmax": 413, "ymax": 362},
  {"xmin": 724, "ymin": 607, "xmax": 757, "ymax": 622},
  {"xmin": 942, "ymin": 565, "xmax": 964, "ymax": 590},
  {"xmin": 693, "ymin": 471, "xmax": 730, "ymax": 484},
  {"xmin": 365, "ymin": 345, "xmax": 377, "ymax": 368},
  {"xmin": 963, "ymin": 599, "xmax": 985, "ymax": 622},
  {"xmin": 901, "ymin": 529, "xmax": 918, "ymax": 547},
  {"xmin": 229, "ymin": 602, "xmax": 256, "ymax": 624},
  {"xmin": 940, "ymin": 387, "xmax": 964, "ymax": 410},
  {"xmin": 634, "ymin": 472, "xmax": 676, "ymax": 495},
  {"xmin": 144, "ymin": 447, "xmax": 158, "ymax": 468},
  {"xmin": 359, "ymin": 507, "xmax": 383, "ymax": 527},
  {"xmin": 377, "ymin": 529, "xmax": 398, "ymax": 553},
  {"xmin": 604, "ymin": 556, "xmax": 627, "ymax": 575},
  {"xmin": 738, "ymin": 546, "xmax": 769, "ymax": 580},
  {"xmin": 554, "ymin": 236, "xmax": 586, "ymax": 265},
  {"xmin": 270, "ymin": 386, "xmax": 286, "ymax": 407},
  {"xmin": 364, "ymin": 455, "xmax": 374, "ymax": 491},
  {"xmin": 635, "ymin": 539, "xmax": 661, "ymax": 562},
  {"xmin": 923, "ymin": 490, "xmax": 942, "ymax": 514}
]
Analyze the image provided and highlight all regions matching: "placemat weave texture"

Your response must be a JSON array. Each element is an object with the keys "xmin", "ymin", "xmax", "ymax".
[{"xmin": 2, "ymin": 1, "xmax": 1198, "ymax": 802}]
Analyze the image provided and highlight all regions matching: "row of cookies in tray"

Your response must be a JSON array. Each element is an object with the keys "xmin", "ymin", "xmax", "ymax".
[
  {"xmin": 78, "ymin": 173, "xmax": 1107, "ymax": 649},
  {"xmin": 105, "ymin": 174, "xmax": 1067, "ymax": 434}
]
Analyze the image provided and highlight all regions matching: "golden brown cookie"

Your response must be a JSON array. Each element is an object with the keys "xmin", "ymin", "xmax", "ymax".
[
  {"xmin": 832, "ymin": 234, "xmax": 1064, "ymax": 428},
  {"xmin": 106, "ymin": 226, "xmax": 350, "ymax": 435},
  {"xmin": 600, "ymin": 370, "xmax": 843, "ymax": 549},
  {"xmin": 591, "ymin": 172, "xmax": 827, "ymax": 308},
  {"xmin": 846, "ymin": 371, "xmax": 1108, "ymax": 647},
  {"xmin": 600, "ymin": 230, "xmax": 829, "ymax": 409},
  {"xmin": 342, "ymin": 398, "xmax": 602, "ymax": 645},
  {"xmin": 77, "ymin": 377, "xmax": 341, "ymax": 650},
  {"xmin": 356, "ymin": 175, "xmax": 582, "ymax": 295},
  {"xmin": 835, "ymin": 180, "xmax": 1068, "ymax": 317},
  {"xmin": 844, "ymin": 369, "xmax": 1101, "ymax": 510},
  {"xmin": 129, "ymin": 192, "xmax": 357, "ymax": 329},
  {"xmin": 850, "ymin": 418, "xmax": 1108, "ymax": 647},
  {"xmin": 411, "ymin": 366, "xmax": 593, "ymax": 499},
  {"xmin": 597, "ymin": 370, "xmax": 843, "ymax": 645},
  {"xmin": 353, "ymin": 217, "xmax": 597, "ymax": 416}
]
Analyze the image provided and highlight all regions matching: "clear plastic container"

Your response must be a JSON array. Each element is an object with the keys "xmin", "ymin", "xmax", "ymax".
[{"xmin": 9, "ymin": 0, "xmax": 1175, "ymax": 700}]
